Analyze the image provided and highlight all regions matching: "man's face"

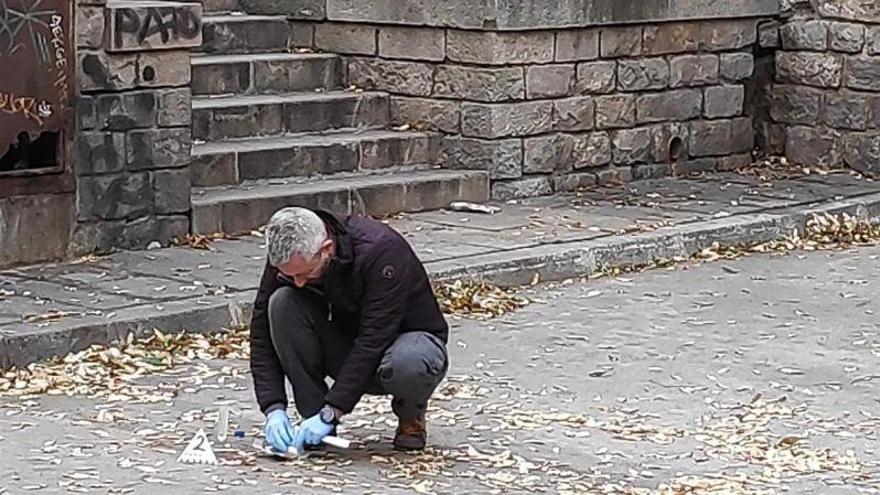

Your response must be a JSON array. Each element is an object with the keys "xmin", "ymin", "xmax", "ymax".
[{"xmin": 278, "ymin": 240, "xmax": 333, "ymax": 287}]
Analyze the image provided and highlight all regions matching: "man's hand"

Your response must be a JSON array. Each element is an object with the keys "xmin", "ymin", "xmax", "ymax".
[
  {"xmin": 292, "ymin": 412, "xmax": 335, "ymax": 454},
  {"xmin": 265, "ymin": 409, "xmax": 295, "ymax": 452}
]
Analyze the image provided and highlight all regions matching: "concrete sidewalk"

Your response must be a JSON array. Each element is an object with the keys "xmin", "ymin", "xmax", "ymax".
[{"xmin": 2, "ymin": 171, "xmax": 878, "ymax": 367}]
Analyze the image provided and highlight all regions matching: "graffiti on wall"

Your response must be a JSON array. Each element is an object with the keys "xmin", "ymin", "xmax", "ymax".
[
  {"xmin": 0, "ymin": 0, "xmax": 73, "ymax": 174},
  {"xmin": 110, "ymin": 4, "xmax": 203, "ymax": 52}
]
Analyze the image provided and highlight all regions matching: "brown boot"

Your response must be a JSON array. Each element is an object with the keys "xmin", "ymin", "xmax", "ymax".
[{"xmin": 393, "ymin": 414, "xmax": 427, "ymax": 451}]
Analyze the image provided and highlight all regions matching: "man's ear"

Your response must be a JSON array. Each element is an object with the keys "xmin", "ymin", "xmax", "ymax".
[{"xmin": 320, "ymin": 238, "xmax": 334, "ymax": 255}]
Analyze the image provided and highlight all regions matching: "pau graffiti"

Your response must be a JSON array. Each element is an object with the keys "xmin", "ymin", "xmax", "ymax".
[{"xmin": 112, "ymin": 5, "xmax": 202, "ymax": 51}]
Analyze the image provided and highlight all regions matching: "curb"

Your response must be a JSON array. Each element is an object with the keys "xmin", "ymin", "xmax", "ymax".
[{"xmin": 3, "ymin": 192, "xmax": 880, "ymax": 368}]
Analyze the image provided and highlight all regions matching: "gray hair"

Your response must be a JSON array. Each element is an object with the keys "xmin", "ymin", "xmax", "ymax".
[{"xmin": 265, "ymin": 207, "xmax": 327, "ymax": 267}]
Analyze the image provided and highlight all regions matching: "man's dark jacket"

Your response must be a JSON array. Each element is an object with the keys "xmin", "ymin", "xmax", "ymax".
[{"xmin": 250, "ymin": 211, "xmax": 449, "ymax": 414}]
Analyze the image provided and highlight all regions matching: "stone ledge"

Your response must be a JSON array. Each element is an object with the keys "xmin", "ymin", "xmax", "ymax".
[{"xmin": 314, "ymin": 0, "xmax": 780, "ymax": 30}]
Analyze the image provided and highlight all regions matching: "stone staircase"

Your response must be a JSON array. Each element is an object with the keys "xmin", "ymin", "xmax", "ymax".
[{"xmin": 188, "ymin": 10, "xmax": 488, "ymax": 234}]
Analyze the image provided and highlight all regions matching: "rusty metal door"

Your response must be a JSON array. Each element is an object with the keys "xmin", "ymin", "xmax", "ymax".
[{"xmin": 0, "ymin": 0, "xmax": 75, "ymax": 197}]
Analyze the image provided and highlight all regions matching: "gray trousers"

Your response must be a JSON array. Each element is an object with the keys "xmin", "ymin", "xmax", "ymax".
[{"xmin": 268, "ymin": 287, "xmax": 448, "ymax": 420}]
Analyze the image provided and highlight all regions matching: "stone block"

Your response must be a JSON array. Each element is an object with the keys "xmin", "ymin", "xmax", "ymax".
[
  {"xmin": 95, "ymin": 91, "xmax": 157, "ymax": 131},
  {"xmin": 283, "ymin": 93, "xmax": 388, "ymax": 134},
  {"xmin": 107, "ymin": 2, "xmax": 202, "ymax": 52},
  {"xmin": 447, "ymin": 30, "xmax": 554, "ymax": 65},
  {"xmin": 636, "ymin": 89, "xmax": 702, "ymax": 124},
  {"xmin": 157, "ymin": 88, "xmax": 192, "ymax": 127},
  {"xmin": 785, "ymin": 126, "xmax": 841, "ymax": 167},
  {"xmin": 315, "ymin": 23, "xmax": 377, "ymax": 55},
  {"xmin": 201, "ymin": 15, "xmax": 292, "ymax": 54},
  {"xmin": 846, "ymin": 56, "xmax": 880, "ymax": 92},
  {"xmin": 359, "ymin": 134, "xmax": 434, "ymax": 169},
  {"xmin": 191, "ymin": 59, "xmax": 250, "ymax": 96},
  {"xmin": 554, "ymin": 172, "xmax": 597, "ymax": 193},
  {"xmin": 391, "ymin": 97, "xmax": 461, "ymax": 133},
  {"xmin": 441, "ymin": 137, "xmax": 522, "ymax": 179},
  {"xmin": 526, "ymin": 65, "xmax": 575, "ymax": 99},
  {"xmin": 555, "ymin": 30, "xmax": 599, "ymax": 62},
  {"xmin": 433, "ymin": 65, "xmax": 525, "ymax": 102},
  {"xmin": 491, "ymin": 177, "xmax": 553, "ymax": 201},
  {"xmin": 75, "ymin": 132, "xmax": 126, "ymax": 175},
  {"xmin": 600, "ymin": 26, "xmax": 642, "ymax": 58},
  {"xmin": 348, "ymin": 58, "xmax": 433, "ymax": 96},
  {"xmin": 612, "ymin": 127, "xmax": 653, "ymax": 165},
  {"xmin": 127, "ymin": 128, "xmax": 192, "ymax": 170},
  {"xmin": 770, "ymin": 85, "xmax": 822, "ymax": 125},
  {"xmin": 829, "ymin": 22, "xmax": 865, "ymax": 53},
  {"xmin": 816, "ymin": 0, "xmax": 880, "ymax": 24},
  {"xmin": 594, "ymin": 167, "xmax": 633, "ymax": 185},
  {"xmin": 632, "ymin": 163, "xmax": 672, "ymax": 180},
  {"xmin": 870, "ymin": 27, "xmax": 880, "ymax": 55},
  {"xmin": 523, "ymin": 134, "xmax": 571, "ymax": 173},
  {"xmin": 690, "ymin": 118, "xmax": 753, "ymax": 157},
  {"xmin": 700, "ymin": 19, "xmax": 758, "ymax": 51},
  {"xmin": 79, "ymin": 51, "xmax": 138, "ymax": 92},
  {"xmin": 77, "ymin": 172, "xmax": 152, "ymax": 221},
  {"xmin": 524, "ymin": 132, "xmax": 611, "ymax": 173},
  {"xmin": 239, "ymin": 0, "xmax": 324, "ymax": 18},
  {"xmin": 780, "ymin": 20, "xmax": 828, "ymax": 51},
  {"xmin": 461, "ymin": 101, "xmax": 554, "ymax": 139},
  {"xmin": 190, "ymin": 153, "xmax": 239, "ymax": 187},
  {"xmin": 156, "ymin": 215, "xmax": 190, "ymax": 244},
  {"xmin": 872, "ymin": 97, "xmax": 880, "ymax": 129},
  {"xmin": 651, "ymin": 122, "xmax": 690, "ymax": 163},
  {"xmin": 843, "ymin": 133, "xmax": 880, "ymax": 175},
  {"xmin": 575, "ymin": 61, "xmax": 616, "ymax": 94},
  {"xmin": 76, "ymin": 5, "xmax": 105, "ymax": 49},
  {"xmin": 617, "ymin": 58, "xmax": 670, "ymax": 92},
  {"xmin": 77, "ymin": 96, "xmax": 97, "ymax": 130},
  {"xmin": 291, "ymin": 22, "xmax": 316, "ymax": 47},
  {"xmin": 720, "ymin": 52, "xmax": 754, "ymax": 81},
  {"xmin": 379, "ymin": 26, "xmax": 445, "ymax": 61},
  {"xmin": 643, "ymin": 22, "xmax": 700, "ymax": 55},
  {"xmin": 775, "ymin": 52, "xmax": 843, "ymax": 88},
  {"xmin": 151, "ymin": 169, "xmax": 191, "ymax": 215},
  {"xmin": 759, "ymin": 20, "xmax": 780, "ymax": 48},
  {"xmin": 670, "ymin": 54, "xmax": 719, "ymax": 88},
  {"xmin": 553, "ymin": 97, "xmax": 594, "ymax": 132},
  {"xmin": 704, "ymin": 85, "xmax": 744, "ymax": 118},
  {"xmin": 0, "ymin": 194, "xmax": 74, "ymax": 266},
  {"xmin": 824, "ymin": 93, "xmax": 870, "ymax": 131},
  {"xmin": 595, "ymin": 94, "xmax": 636, "ymax": 129},
  {"xmin": 571, "ymin": 132, "xmax": 613, "ymax": 169},
  {"xmin": 136, "ymin": 51, "xmax": 191, "ymax": 87},
  {"xmin": 196, "ymin": 101, "xmax": 283, "ymax": 140},
  {"xmin": 251, "ymin": 55, "xmax": 341, "ymax": 94}
]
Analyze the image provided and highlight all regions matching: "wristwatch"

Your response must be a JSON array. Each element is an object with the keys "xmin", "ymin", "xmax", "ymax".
[{"xmin": 319, "ymin": 405, "xmax": 341, "ymax": 425}]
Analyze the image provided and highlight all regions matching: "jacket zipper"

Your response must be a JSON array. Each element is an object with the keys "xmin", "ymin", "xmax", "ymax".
[{"xmin": 278, "ymin": 274, "xmax": 334, "ymax": 322}]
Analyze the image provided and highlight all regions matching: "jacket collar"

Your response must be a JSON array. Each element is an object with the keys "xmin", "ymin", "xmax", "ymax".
[{"xmin": 313, "ymin": 209, "xmax": 354, "ymax": 271}]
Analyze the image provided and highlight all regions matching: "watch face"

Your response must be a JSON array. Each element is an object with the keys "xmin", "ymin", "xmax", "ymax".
[{"xmin": 320, "ymin": 407, "xmax": 334, "ymax": 423}]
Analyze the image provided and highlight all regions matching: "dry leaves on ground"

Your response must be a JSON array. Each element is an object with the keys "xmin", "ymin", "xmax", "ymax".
[
  {"xmin": 0, "ymin": 327, "xmax": 249, "ymax": 397},
  {"xmin": 434, "ymin": 280, "xmax": 529, "ymax": 318}
]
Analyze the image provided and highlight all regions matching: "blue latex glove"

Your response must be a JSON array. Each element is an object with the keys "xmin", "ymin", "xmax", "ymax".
[
  {"xmin": 292, "ymin": 412, "xmax": 335, "ymax": 454},
  {"xmin": 265, "ymin": 409, "xmax": 295, "ymax": 453}
]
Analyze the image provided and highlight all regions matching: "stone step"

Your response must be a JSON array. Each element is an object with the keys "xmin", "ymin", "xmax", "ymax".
[
  {"xmin": 191, "ymin": 52, "xmax": 342, "ymax": 96},
  {"xmin": 202, "ymin": 0, "xmax": 242, "ymax": 13},
  {"xmin": 192, "ymin": 91, "xmax": 390, "ymax": 141},
  {"xmin": 191, "ymin": 169, "xmax": 490, "ymax": 234},
  {"xmin": 200, "ymin": 14, "xmax": 294, "ymax": 55},
  {"xmin": 190, "ymin": 130, "xmax": 440, "ymax": 187}
]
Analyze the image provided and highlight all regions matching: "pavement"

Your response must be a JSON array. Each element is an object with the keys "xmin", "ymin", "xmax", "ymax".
[
  {"xmin": 1, "ymin": 242, "xmax": 878, "ymax": 494},
  {"xmin": 2, "ymin": 170, "xmax": 880, "ymax": 367}
]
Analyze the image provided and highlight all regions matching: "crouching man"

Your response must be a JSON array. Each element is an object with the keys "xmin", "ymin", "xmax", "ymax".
[{"xmin": 250, "ymin": 207, "xmax": 449, "ymax": 454}]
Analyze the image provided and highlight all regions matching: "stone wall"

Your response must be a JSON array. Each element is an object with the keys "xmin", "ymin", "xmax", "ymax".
[
  {"xmin": 289, "ymin": 18, "xmax": 761, "ymax": 199},
  {"xmin": 771, "ymin": 0, "xmax": 880, "ymax": 175},
  {"xmin": 72, "ymin": 0, "xmax": 200, "ymax": 253}
]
